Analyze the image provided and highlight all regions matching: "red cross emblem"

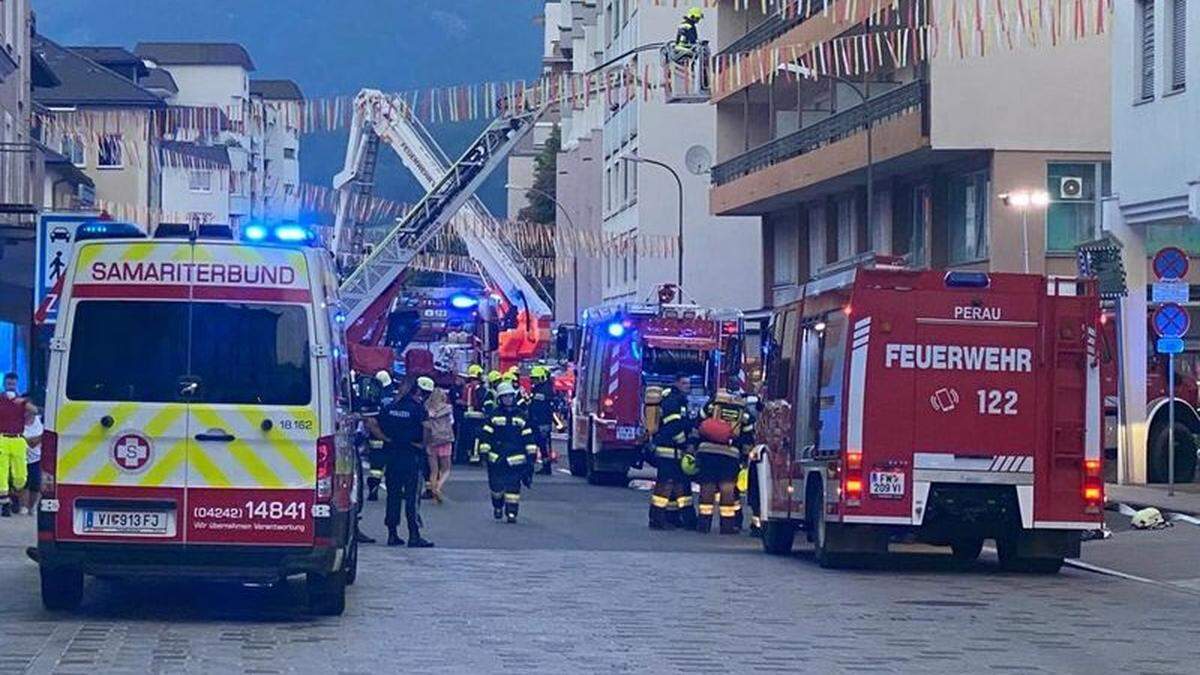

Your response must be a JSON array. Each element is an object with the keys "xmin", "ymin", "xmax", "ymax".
[{"xmin": 112, "ymin": 433, "xmax": 152, "ymax": 472}]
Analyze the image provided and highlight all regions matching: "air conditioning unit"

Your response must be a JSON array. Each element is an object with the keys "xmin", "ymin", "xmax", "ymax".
[{"xmin": 1060, "ymin": 176, "xmax": 1085, "ymax": 200}]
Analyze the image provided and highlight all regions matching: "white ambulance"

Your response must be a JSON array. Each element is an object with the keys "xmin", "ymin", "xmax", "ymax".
[{"xmin": 37, "ymin": 221, "xmax": 359, "ymax": 615}]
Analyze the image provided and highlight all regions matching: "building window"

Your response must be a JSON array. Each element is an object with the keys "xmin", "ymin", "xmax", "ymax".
[
  {"xmin": 1139, "ymin": 0, "xmax": 1157, "ymax": 100},
  {"xmin": 1171, "ymin": 0, "xmax": 1187, "ymax": 91},
  {"xmin": 188, "ymin": 170, "xmax": 212, "ymax": 193},
  {"xmin": 61, "ymin": 134, "xmax": 85, "ymax": 166},
  {"xmin": 947, "ymin": 169, "xmax": 990, "ymax": 264},
  {"xmin": 1046, "ymin": 162, "xmax": 1111, "ymax": 252},
  {"xmin": 98, "ymin": 134, "xmax": 123, "ymax": 168},
  {"xmin": 772, "ymin": 221, "xmax": 799, "ymax": 286},
  {"xmin": 283, "ymin": 147, "xmax": 296, "ymax": 159}
]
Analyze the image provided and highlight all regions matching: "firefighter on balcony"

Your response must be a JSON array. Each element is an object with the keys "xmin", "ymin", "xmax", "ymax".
[
  {"xmin": 478, "ymin": 382, "xmax": 539, "ymax": 523},
  {"xmin": 648, "ymin": 373, "xmax": 697, "ymax": 530},
  {"xmin": 694, "ymin": 389, "xmax": 754, "ymax": 534},
  {"xmin": 670, "ymin": 7, "xmax": 703, "ymax": 63},
  {"xmin": 528, "ymin": 366, "xmax": 556, "ymax": 475}
]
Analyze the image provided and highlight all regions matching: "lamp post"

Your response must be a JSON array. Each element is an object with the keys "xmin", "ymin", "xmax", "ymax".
[
  {"xmin": 622, "ymin": 153, "xmax": 684, "ymax": 288},
  {"xmin": 1000, "ymin": 190, "xmax": 1050, "ymax": 273},
  {"xmin": 506, "ymin": 183, "xmax": 579, "ymax": 323}
]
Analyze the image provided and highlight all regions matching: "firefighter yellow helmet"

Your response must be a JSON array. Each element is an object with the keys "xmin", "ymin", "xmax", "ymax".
[
  {"xmin": 685, "ymin": 7, "xmax": 703, "ymax": 21},
  {"xmin": 416, "ymin": 376, "xmax": 436, "ymax": 393},
  {"xmin": 736, "ymin": 467, "xmax": 749, "ymax": 492},
  {"xmin": 467, "ymin": 364, "xmax": 484, "ymax": 378},
  {"xmin": 680, "ymin": 453, "xmax": 699, "ymax": 476},
  {"xmin": 503, "ymin": 372, "xmax": 518, "ymax": 382},
  {"xmin": 531, "ymin": 365, "xmax": 549, "ymax": 380},
  {"xmin": 487, "ymin": 370, "xmax": 503, "ymax": 384}
]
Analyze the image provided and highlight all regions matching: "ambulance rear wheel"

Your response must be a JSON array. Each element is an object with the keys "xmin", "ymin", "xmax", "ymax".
[
  {"xmin": 761, "ymin": 520, "xmax": 795, "ymax": 555},
  {"xmin": 307, "ymin": 570, "xmax": 347, "ymax": 616},
  {"xmin": 40, "ymin": 567, "xmax": 83, "ymax": 611}
]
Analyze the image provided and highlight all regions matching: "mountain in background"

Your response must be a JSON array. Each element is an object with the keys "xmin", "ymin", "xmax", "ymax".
[{"xmin": 33, "ymin": 0, "xmax": 546, "ymax": 217}]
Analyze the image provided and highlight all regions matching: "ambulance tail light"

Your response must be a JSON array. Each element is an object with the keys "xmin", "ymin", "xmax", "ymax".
[
  {"xmin": 844, "ymin": 450, "xmax": 863, "ymax": 505},
  {"xmin": 316, "ymin": 435, "xmax": 335, "ymax": 502},
  {"xmin": 1083, "ymin": 458, "xmax": 1103, "ymax": 513},
  {"xmin": 40, "ymin": 430, "xmax": 57, "ymax": 498}
]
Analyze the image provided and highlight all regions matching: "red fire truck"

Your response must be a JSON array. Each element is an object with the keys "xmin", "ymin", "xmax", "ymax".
[
  {"xmin": 568, "ymin": 293, "xmax": 739, "ymax": 485},
  {"xmin": 753, "ymin": 266, "xmax": 1103, "ymax": 573}
]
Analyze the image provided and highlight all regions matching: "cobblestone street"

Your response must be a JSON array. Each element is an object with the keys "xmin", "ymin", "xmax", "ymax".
[{"xmin": 2, "ymin": 466, "xmax": 1199, "ymax": 674}]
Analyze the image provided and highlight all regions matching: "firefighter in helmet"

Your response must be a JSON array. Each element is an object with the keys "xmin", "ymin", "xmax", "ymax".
[
  {"xmin": 461, "ymin": 364, "xmax": 488, "ymax": 463},
  {"xmin": 528, "ymin": 365, "xmax": 556, "ymax": 475},
  {"xmin": 671, "ymin": 7, "xmax": 703, "ymax": 63},
  {"xmin": 363, "ymin": 370, "xmax": 395, "ymax": 502},
  {"xmin": 694, "ymin": 389, "xmax": 754, "ymax": 534},
  {"xmin": 482, "ymin": 370, "xmax": 503, "ymax": 413},
  {"xmin": 478, "ymin": 381, "xmax": 539, "ymax": 523},
  {"xmin": 648, "ymin": 373, "xmax": 698, "ymax": 530}
]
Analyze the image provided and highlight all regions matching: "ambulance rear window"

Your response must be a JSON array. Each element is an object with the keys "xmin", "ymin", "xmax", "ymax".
[{"xmin": 66, "ymin": 301, "xmax": 311, "ymax": 405}]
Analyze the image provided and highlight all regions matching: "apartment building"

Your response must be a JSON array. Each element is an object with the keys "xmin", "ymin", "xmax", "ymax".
[
  {"xmin": 1103, "ymin": 0, "xmax": 1196, "ymax": 483},
  {"xmin": 0, "ymin": 0, "xmax": 32, "ymax": 226},
  {"xmin": 710, "ymin": 0, "xmax": 1110, "ymax": 308},
  {"xmin": 250, "ymin": 79, "xmax": 303, "ymax": 221},
  {"xmin": 553, "ymin": 0, "xmax": 762, "ymax": 317},
  {"xmin": 32, "ymin": 35, "xmax": 165, "ymax": 222},
  {"xmin": 136, "ymin": 42, "xmax": 260, "ymax": 229}
]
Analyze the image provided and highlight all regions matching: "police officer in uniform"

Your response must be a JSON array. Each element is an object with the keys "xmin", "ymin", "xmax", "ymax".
[
  {"xmin": 648, "ymin": 373, "xmax": 697, "ymax": 530},
  {"xmin": 528, "ymin": 366, "xmax": 555, "ymax": 475},
  {"xmin": 367, "ymin": 376, "xmax": 436, "ymax": 547},
  {"xmin": 694, "ymin": 389, "xmax": 754, "ymax": 534},
  {"xmin": 478, "ymin": 382, "xmax": 538, "ymax": 523}
]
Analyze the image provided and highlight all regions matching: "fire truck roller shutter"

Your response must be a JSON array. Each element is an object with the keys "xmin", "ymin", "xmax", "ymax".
[{"xmin": 643, "ymin": 348, "xmax": 707, "ymax": 377}]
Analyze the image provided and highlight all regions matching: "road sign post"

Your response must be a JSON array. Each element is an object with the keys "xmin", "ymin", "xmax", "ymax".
[{"xmin": 1153, "ymin": 300, "xmax": 1190, "ymax": 496}]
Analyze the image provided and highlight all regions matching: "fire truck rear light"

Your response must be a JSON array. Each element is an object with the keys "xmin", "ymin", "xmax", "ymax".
[
  {"xmin": 1084, "ymin": 459, "xmax": 1101, "ymax": 478},
  {"xmin": 1084, "ymin": 485, "xmax": 1102, "ymax": 501},
  {"xmin": 603, "ymin": 397, "xmax": 615, "ymax": 410},
  {"xmin": 846, "ymin": 450, "xmax": 862, "ymax": 470},
  {"xmin": 845, "ymin": 478, "xmax": 863, "ymax": 497},
  {"xmin": 316, "ymin": 435, "xmax": 335, "ymax": 502}
]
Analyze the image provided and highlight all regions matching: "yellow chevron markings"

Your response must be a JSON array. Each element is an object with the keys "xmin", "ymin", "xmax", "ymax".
[
  {"xmin": 238, "ymin": 409, "xmax": 314, "ymax": 482},
  {"xmin": 57, "ymin": 402, "xmax": 139, "ymax": 478},
  {"xmin": 192, "ymin": 408, "xmax": 283, "ymax": 488},
  {"xmin": 187, "ymin": 443, "xmax": 232, "ymax": 488},
  {"xmin": 139, "ymin": 439, "xmax": 188, "ymax": 486},
  {"xmin": 81, "ymin": 406, "xmax": 186, "ymax": 485}
]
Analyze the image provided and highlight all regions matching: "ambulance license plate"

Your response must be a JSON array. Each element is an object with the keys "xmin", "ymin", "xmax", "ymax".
[
  {"xmin": 82, "ymin": 510, "xmax": 170, "ymax": 535},
  {"xmin": 869, "ymin": 471, "xmax": 905, "ymax": 498}
]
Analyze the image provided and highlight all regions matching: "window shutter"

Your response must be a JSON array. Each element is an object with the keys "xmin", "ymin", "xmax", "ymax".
[
  {"xmin": 1173, "ymin": 0, "xmax": 1187, "ymax": 90},
  {"xmin": 1142, "ymin": 0, "xmax": 1157, "ymax": 100}
]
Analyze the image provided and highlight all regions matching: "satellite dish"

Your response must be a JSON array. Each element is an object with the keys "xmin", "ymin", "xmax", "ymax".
[{"xmin": 684, "ymin": 145, "xmax": 712, "ymax": 176}]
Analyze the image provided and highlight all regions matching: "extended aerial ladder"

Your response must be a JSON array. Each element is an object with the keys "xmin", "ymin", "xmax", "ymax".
[
  {"xmin": 333, "ymin": 90, "xmax": 552, "ymax": 352},
  {"xmin": 333, "ymin": 93, "xmax": 550, "ymax": 362}
]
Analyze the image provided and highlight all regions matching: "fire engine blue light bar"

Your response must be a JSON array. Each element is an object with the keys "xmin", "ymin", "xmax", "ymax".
[
  {"xmin": 449, "ymin": 293, "xmax": 479, "ymax": 310},
  {"xmin": 606, "ymin": 321, "xmax": 627, "ymax": 338},
  {"xmin": 944, "ymin": 271, "xmax": 991, "ymax": 288}
]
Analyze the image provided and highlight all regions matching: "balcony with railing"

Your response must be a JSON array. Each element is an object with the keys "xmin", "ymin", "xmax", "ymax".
[
  {"xmin": 718, "ymin": 3, "xmax": 818, "ymax": 58},
  {"xmin": 711, "ymin": 79, "xmax": 929, "ymax": 214}
]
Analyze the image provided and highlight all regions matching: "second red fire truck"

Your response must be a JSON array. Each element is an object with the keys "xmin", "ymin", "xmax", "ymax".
[{"xmin": 752, "ymin": 265, "xmax": 1104, "ymax": 572}]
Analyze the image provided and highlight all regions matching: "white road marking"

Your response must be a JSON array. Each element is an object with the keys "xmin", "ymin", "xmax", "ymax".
[{"xmin": 982, "ymin": 544, "xmax": 1200, "ymax": 595}]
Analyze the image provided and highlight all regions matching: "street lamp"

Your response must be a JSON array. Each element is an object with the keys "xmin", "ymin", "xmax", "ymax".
[
  {"xmin": 779, "ymin": 63, "xmax": 874, "ymax": 244},
  {"xmin": 622, "ymin": 153, "xmax": 684, "ymax": 288},
  {"xmin": 1000, "ymin": 189, "xmax": 1050, "ymax": 273},
  {"xmin": 506, "ymin": 183, "xmax": 580, "ymax": 323}
]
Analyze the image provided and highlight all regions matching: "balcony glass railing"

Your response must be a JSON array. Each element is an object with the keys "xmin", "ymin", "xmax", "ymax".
[{"xmin": 711, "ymin": 80, "xmax": 927, "ymax": 186}]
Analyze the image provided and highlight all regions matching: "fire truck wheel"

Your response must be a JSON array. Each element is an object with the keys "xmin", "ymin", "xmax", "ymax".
[
  {"xmin": 40, "ymin": 567, "xmax": 84, "ymax": 611},
  {"xmin": 761, "ymin": 520, "xmax": 796, "ymax": 555},
  {"xmin": 808, "ymin": 481, "xmax": 850, "ymax": 569},
  {"xmin": 307, "ymin": 570, "xmax": 348, "ymax": 616},
  {"xmin": 950, "ymin": 538, "xmax": 984, "ymax": 563},
  {"xmin": 1148, "ymin": 422, "xmax": 1197, "ymax": 484}
]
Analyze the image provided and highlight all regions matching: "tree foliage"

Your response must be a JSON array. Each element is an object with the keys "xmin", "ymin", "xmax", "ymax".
[{"xmin": 518, "ymin": 125, "xmax": 561, "ymax": 225}]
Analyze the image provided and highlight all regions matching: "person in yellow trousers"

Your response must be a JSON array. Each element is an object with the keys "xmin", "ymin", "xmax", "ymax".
[{"xmin": 0, "ymin": 373, "xmax": 35, "ymax": 518}]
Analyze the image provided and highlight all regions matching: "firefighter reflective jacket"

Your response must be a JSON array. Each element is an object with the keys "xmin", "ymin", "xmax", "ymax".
[
  {"xmin": 653, "ymin": 388, "xmax": 692, "ymax": 456},
  {"xmin": 696, "ymin": 393, "xmax": 753, "ymax": 459},
  {"xmin": 478, "ymin": 407, "xmax": 538, "ymax": 466},
  {"xmin": 528, "ymin": 380, "xmax": 554, "ymax": 428}
]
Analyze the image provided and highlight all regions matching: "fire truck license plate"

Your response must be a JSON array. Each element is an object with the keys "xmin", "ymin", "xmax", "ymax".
[
  {"xmin": 869, "ymin": 471, "xmax": 905, "ymax": 498},
  {"xmin": 82, "ymin": 510, "xmax": 170, "ymax": 535}
]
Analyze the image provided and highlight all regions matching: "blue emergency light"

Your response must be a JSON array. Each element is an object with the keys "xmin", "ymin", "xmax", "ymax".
[
  {"xmin": 606, "ymin": 321, "xmax": 627, "ymax": 338},
  {"xmin": 944, "ymin": 271, "xmax": 991, "ymax": 288},
  {"xmin": 449, "ymin": 293, "xmax": 479, "ymax": 310},
  {"xmin": 240, "ymin": 222, "xmax": 317, "ymax": 246},
  {"xmin": 74, "ymin": 221, "xmax": 145, "ymax": 242}
]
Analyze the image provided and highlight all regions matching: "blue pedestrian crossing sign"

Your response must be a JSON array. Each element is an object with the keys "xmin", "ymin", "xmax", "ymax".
[{"xmin": 1153, "ymin": 302, "xmax": 1190, "ymax": 338}]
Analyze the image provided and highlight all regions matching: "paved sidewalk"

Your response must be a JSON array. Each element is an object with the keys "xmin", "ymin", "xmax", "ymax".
[{"xmin": 1107, "ymin": 482, "xmax": 1200, "ymax": 515}]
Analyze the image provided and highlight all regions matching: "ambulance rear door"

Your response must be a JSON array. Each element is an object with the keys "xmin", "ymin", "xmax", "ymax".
[
  {"xmin": 51, "ymin": 240, "xmax": 196, "ymax": 544},
  {"xmin": 183, "ymin": 242, "xmax": 319, "ymax": 547}
]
